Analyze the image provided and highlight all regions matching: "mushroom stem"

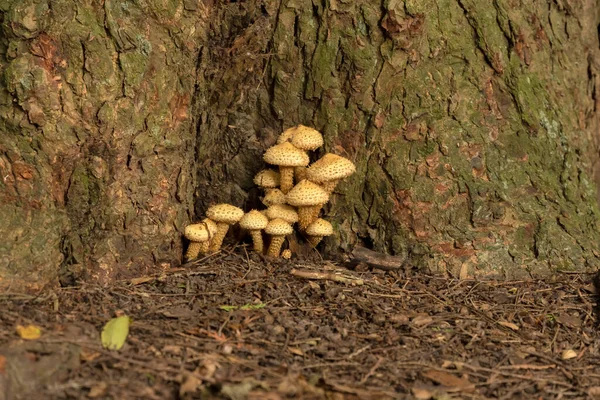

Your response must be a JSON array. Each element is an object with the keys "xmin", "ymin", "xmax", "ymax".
[
  {"xmin": 209, "ymin": 222, "xmax": 230, "ymax": 252},
  {"xmin": 185, "ymin": 242, "xmax": 203, "ymax": 261},
  {"xmin": 294, "ymin": 166, "xmax": 308, "ymax": 182},
  {"xmin": 249, "ymin": 230, "xmax": 264, "ymax": 253},
  {"xmin": 298, "ymin": 205, "xmax": 322, "ymax": 231},
  {"xmin": 279, "ymin": 166, "xmax": 294, "ymax": 194},
  {"xmin": 199, "ymin": 241, "xmax": 210, "ymax": 255},
  {"xmin": 267, "ymin": 235, "xmax": 286, "ymax": 257},
  {"xmin": 307, "ymin": 235, "xmax": 324, "ymax": 248}
]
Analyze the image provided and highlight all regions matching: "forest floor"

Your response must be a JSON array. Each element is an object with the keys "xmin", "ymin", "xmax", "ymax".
[{"xmin": 1, "ymin": 247, "xmax": 600, "ymax": 399}]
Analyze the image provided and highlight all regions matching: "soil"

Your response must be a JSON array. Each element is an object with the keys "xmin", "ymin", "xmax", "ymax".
[{"xmin": 1, "ymin": 247, "xmax": 600, "ymax": 399}]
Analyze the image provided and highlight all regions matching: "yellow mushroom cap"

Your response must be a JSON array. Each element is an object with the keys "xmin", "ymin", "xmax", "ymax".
[
  {"xmin": 253, "ymin": 169, "xmax": 280, "ymax": 188},
  {"xmin": 263, "ymin": 142, "xmax": 310, "ymax": 167},
  {"xmin": 200, "ymin": 218, "xmax": 218, "ymax": 237},
  {"xmin": 265, "ymin": 218, "xmax": 294, "ymax": 236},
  {"xmin": 285, "ymin": 179, "xmax": 329, "ymax": 207},
  {"xmin": 239, "ymin": 210, "xmax": 269, "ymax": 230},
  {"xmin": 265, "ymin": 204, "xmax": 299, "ymax": 224},
  {"xmin": 305, "ymin": 218, "xmax": 333, "ymax": 237},
  {"xmin": 306, "ymin": 153, "xmax": 356, "ymax": 183},
  {"xmin": 261, "ymin": 188, "xmax": 286, "ymax": 206},
  {"xmin": 184, "ymin": 224, "xmax": 210, "ymax": 242},
  {"xmin": 206, "ymin": 204, "xmax": 244, "ymax": 224},
  {"xmin": 277, "ymin": 126, "xmax": 296, "ymax": 144},
  {"xmin": 290, "ymin": 125, "xmax": 323, "ymax": 151}
]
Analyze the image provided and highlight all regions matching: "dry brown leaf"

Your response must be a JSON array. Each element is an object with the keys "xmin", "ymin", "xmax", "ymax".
[
  {"xmin": 497, "ymin": 321, "xmax": 519, "ymax": 331},
  {"xmin": 287, "ymin": 347, "xmax": 304, "ymax": 356},
  {"xmin": 411, "ymin": 315, "xmax": 433, "ymax": 327},
  {"xmin": 180, "ymin": 373, "xmax": 203, "ymax": 397},
  {"xmin": 80, "ymin": 349, "xmax": 101, "ymax": 362},
  {"xmin": 561, "ymin": 349, "xmax": 577, "ymax": 360},
  {"xmin": 422, "ymin": 369, "xmax": 475, "ymax": 392}
]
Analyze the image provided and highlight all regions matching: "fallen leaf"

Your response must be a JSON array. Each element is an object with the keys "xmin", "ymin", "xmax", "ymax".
[
  {"xmin": 80, "ymin": 349, "xmax": 101, "ymax": 362},
  {"xmin": 101, "ymin": 316, "xmax": 131, "ymax": 350},
  {"xmin": 422, "ymin": 369, "xmax": 475, "ymax": 392},
  {"xmin": 16, "ymin": 324, "xmax": 42, "ymax": 340},
  {"xmin": 411, "ymin": 315, "xmax": 433, "ymax": 328},
  {"xmin": 287, "ymin": 347, "xmax": 304, "ymax": 356},
  {"xmin": 561, "ymin": 349, "xmax": 577, "ymax": 360},
  {"xmin": 180, "ymin": 373, "xmax": 203, "ymax": 397},
  {"xmin": 497, "ymin": 321, "xmax": 519, "ymax": 331}
]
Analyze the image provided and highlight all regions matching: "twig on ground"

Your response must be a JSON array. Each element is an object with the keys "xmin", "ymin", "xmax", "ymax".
[{"xmin": 290, "ymin": 268, "xmax": 364, "ymax": 285}]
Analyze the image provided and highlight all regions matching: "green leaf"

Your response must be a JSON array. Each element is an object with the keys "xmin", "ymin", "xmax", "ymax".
[{"xmin": 101, "ymin": 316, "xmax": 131, "ymax": 350}]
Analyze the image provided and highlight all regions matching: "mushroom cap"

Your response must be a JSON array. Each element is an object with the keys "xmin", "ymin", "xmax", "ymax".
[
  {"xmin": 253, "ymin": 169, "xmax": 280, "ymax": 188},
  {"xmin": 265, "ymin": 218, "xmax": 293, "ymax": 236},
  {"xmin": 200, "ymin": 218, "xmax": 219, "ymax": 237},
  {"xmin": 277, "ymin": 126, "xmax": 296, "ymax": 144},
  {"xmin": 265, "ymin": 204, "xmax": 299, "ymax": 224},
  {"xmin": 306, "ymin": 153, "xmax": 356, "ymax": 182},
  {"xmin": 305, "ymin": 218, "xmax": 333, "ymax": 236},
  {"xmin": 285, "ymin": 179, "xmax": 329, "ymax": 207},
  {"xmin": 206, "ymin": 204, "xmax": 244, "ymax": 224},
  {"xmin": 184, "ymin": 224, "xmax": 210, "ymax": 242},
  {"xmin": 239, "ymin": 209, "xmax": 269, "ymax": 230},
  {"xmin": 263, "ymin": 142, "xmax": 310, "ymax": 167},
  {"xmin": 261, "ymin": 188, "xmax": 286, "ymax": 206},
  {"xmin": 290, "ymin": 125, "xmax": 323, "ymax": 151}
]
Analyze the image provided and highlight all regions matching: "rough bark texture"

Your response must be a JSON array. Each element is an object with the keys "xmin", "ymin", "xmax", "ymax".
[
  {"xmin": 0, "ymin": 0, "xmax": 204, "ymax": 290},
  {"xmin": 1, "ymin": 0, "xmax": 600, "ymax": 291}
]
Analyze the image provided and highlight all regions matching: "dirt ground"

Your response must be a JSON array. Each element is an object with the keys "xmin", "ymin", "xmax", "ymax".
[{"xmin": 1, "ymin": 247, "xmax": 600, "ymax": 399}]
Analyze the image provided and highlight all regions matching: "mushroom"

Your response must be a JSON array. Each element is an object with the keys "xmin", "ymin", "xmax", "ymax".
[
  {"xmin": 289, "ymin": 125, "xmax": 324, "ymax": 152},
  {"xmin": 206, "ymin": 203, "xmax": 244, "ymax": 252},
  {"xmin": 285, "ymin": 179, "xmax": 330, "ymax": 231},
  {"xmin": 184, "ymin": 224, "xmax": 210, "ymax": 261},
  {"xmin": 263, "ymin": 142, "xmax": 309, "ymax": 194},
  {"xmin": 281, "ymin": 249, "xmax": 292, "ymax": 259},
  {"xmin": 265, "ymin": 218, "xmax": 293, "ymax": 257},
  {"xmin": 239, "ymin": 210, "xmax": 269, "ymax": 253},
  {"xmin": 253, "ymin": 169, "xmax": 280, "ymax": 189},
  {"xmin": 261, "ymin": 188, "xmax": 286, "ymax": 207},
  {"xmin": 305, "ymin": 153, "xmax": 356, "ymax": 194},
  {"xmin": 305, "ymin": 218, "xmax": 333, "ymax": 248},
  {"xmin": 198, "ymin": 218, "xmax": 218, "ymax": 255},
  {"xmin": 265, "ymin": 204, "xmax": 299, "ymax": 225}
]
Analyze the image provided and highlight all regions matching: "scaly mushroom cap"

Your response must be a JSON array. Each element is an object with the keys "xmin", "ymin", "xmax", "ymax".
[
  {"xmin": 253, "ymin": 169, "xmax": 280, "ymax": 188},
  {"xmin": 200, "ymin": 218, "xmax": 219, "ymax": 237},
  {"xmin": 265, "ymin": 218, "xmax": 294, "ymax": 236},
  {"xmin": 184, "ymin": 224, "xmax": 210, "ymax": 242},
  {"xmin": 206, "ymin": 204, "xmax": 245, "ymax": 224},
  {"xmin": 306, "ymin": 153, "xmax": 356, "ymax": 183},
  {"xmin": 277, "ymin": 126, "xmax": 297, "ymax": 144},
  {"xmin": 305, "ymin": 218, "xmax": 333, "ymax": 248},
  {"xmin": 263, "ymin": 142, "xmax": 310, "ymax": 167},
  {"xmin": 305, "ymin": 218, "xmax": 333, "ymax": 237},
  {"xmin": 239, "ymin": 210, "xmax": 269, "ymax": 230},
  {"xmin": 285, "ymin": 180, "xmax": 329, "ymax": 207},
  {"xmin": 265, "ymin": 204, "xmax": 299, "ymax": 224},
  {"xmin": 261, "ymin": 188, "xmax": 286, "ymax": 207},
  {"xmin": 290, "ymin": 125, "xmax": 324, "ymax": 151}
]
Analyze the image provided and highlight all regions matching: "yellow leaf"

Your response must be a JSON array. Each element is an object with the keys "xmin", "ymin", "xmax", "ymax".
[
  {"xmin": 101, "ymin": 316, "xmax": 131, "ymax": 350},
  {"xmin": 16, "ymin": 324, "xmax": 42, "ymax": 340}
]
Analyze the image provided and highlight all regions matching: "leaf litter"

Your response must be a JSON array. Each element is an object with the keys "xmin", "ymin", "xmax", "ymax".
[{"xmin": 1, "ymin": 246, "xmax": 600, "ymax": 399}]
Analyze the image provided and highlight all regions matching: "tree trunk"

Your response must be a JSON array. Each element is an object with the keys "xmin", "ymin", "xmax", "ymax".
[{"xmin": 2, "ymin": 0, "xmax": 600, "ymax": 291}]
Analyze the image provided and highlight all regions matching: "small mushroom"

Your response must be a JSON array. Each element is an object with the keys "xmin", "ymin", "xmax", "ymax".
[
  {"xmin": 281, "ymin": 249, "xmax": 292, "ymax": 259},
  {"xmin": 289, "ymin": 125, "xmax": 324, "ymax": 151},
  {"xmin": 305, "ymin": 218, "xmax": 333, "ymax": 248},
  {"xmin": 197, "ymin": 218, "xmax": 218, "ymax": 255},
  {"xmin": 184, "ymin": 224, "xmax": 210, "ymax": 261},
  {"xmin": 253, "ymin": 169, "xmax": 280, "ymax": 189},
  {"xmin": 285, "ymin": 179, "xmax": 330, "ymax": 231},
  {"xmin": 306, "ymin": 153, "xmax": 356, "ymax": 194},
  {"xmin": 265, "ymin": 204, "xmax": 299, "ymax": 225},
  {"xmin": 263, "ymin": 142, "xmax": 309, "ymax": 194},
  {"xmin": 206, "ymin": 204, "xmax": 244, "ymax": 252},
  {"xmin": 261, "ymin": 188, "xmax": 287, "ymax": 207},
  {"xmin": 239, "ymin": 210, "xmax": 269, "ymax": 253},
  {"xmin": 265, "ymin": 218, "xmax": 293, "ymax": 257}
]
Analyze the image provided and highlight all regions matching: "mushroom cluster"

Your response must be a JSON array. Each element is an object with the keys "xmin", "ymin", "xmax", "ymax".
[{"xmin": 183, "ymin": 125, "xmax": 355, "ymax": 260}]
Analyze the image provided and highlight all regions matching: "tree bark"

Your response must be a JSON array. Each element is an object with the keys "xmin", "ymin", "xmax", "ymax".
[{"xmin": 2, "ymin": 0, "xmax": 600, "ymax": 291}]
